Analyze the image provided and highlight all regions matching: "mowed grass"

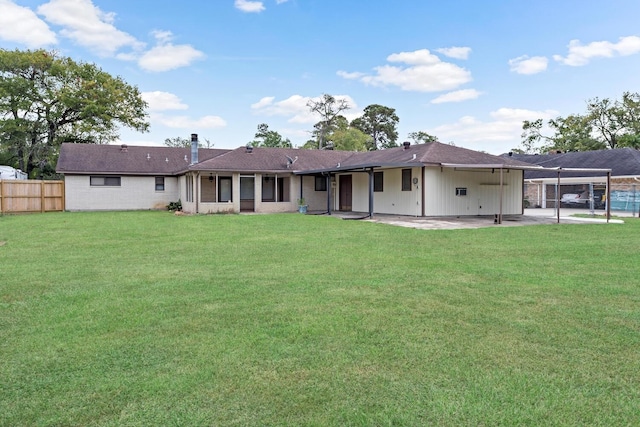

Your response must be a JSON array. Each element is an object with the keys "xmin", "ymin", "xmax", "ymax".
[{"xmin": 1, "ymin": 211, "xmax": 639, "ymax": 426}]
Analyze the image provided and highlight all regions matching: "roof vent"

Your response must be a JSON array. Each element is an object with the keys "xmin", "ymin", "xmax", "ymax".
[
  {"xmin": 403, "ymin": 141, "xmax": 411, "ymax": 150},
  {"xmin": 285, "ymin": 155, "xmax": 298, "ymax": 168},
  {"xmin": 146, "ymin": 153, "xmax": 150, "ymax": 160},
  {"xmin": 246, "ymin": 145, "xmax": 253, "ymax": 153},
  {"xmin": 120, "ymin": 144, "xmax": 128, "ymax": 152}
]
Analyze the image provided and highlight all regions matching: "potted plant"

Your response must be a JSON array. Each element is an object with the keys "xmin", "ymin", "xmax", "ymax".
[{"xmin": 297, "ymin": 198, "xmax": 308, "ymax": 214}]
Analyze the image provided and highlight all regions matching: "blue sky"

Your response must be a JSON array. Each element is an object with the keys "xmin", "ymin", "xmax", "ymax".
[{"xmin": 2, "ymin": 0, "xmax": 640, "ymax": 154}]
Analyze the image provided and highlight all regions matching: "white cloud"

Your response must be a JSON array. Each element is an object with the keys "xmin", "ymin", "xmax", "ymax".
[
  {"xmin": 250, "ymin": 96, "xmax": 276, "ymax": 109},
  {"xmin": 430, "ymin": 108, "xmax": 558, "ymax": 148},
  {"xmin": 336, "ymin": 70, "xmax": 366, "ymax": 80},
  {"xmin": 138, "ymin": 30, "xmax": 205, "ymax": 72},
  {"xmin": 436, "ymin": 46, "xmax": 471, "ymax": 60},
  {"xmin": 37, "ymin": 0, "xmax": 143, "ymax": 56},
  {"xmin": 431, "ymin": 89, "xmax": 482, "ymax": 104},
  {"xmin": 142, "ymin": 91, "xmax": 189, "ymax": 111},
  {"xmin": 553, "ymin": 36, "xmax": 640, "ymax": 66},
  {"xmin": 139, "ymin": 43, "xmax": 205, "ymax": 72},
  {"xmin": 340, "ymin": 49, "xmax": 472, "ymax": 93},
  {"xmin": 276, "ymin": 0, "xmax": 289, "ymax": 3},
  {"xmin": 0, "ymin": 0, "xmax": 57, "ymax": 47},
  {"xmin": 235, "ymin": 0, "xmax": 265, "ymax": 13},
  {"xmin": 251, "ymin": 94, "xmax": 359, "ymax": 124},
  {"xmin": 509, "ymin": 55, "xmax": 548, "ymax": 74},
  {"xmin": 154, "ymin": 114, "xmax": 227, "ymax": 129}
]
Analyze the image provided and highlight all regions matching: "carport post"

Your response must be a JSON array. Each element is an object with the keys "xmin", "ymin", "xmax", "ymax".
[
  {"xmin": 498, "ymin": 167, "xmax": 503, "ymax": 224},
  {"xmin": 606, "ymin": 171, "xmax": 611, "ymax": 223},
  {"xmin": 368, "ymin": 168, "xmax": 374, "ymax": 218},
  {"xmin": 326, "ymin": 173, "xmax": 332, "ymax": 215},
  {"xmin": 557, "ymin": 171, "xmax": 561, "ymax": 224}
]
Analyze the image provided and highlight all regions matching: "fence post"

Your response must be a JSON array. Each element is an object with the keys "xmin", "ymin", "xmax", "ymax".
[{"xmin": 41, "ymin": 181, "xmax": 45, "ymax": 213}]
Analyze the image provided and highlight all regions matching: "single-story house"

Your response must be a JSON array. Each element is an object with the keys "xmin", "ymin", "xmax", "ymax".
[
  {"xmin": 56, "ymin": 138, "xmax": 536, "ymax": 219},
  {"xmin": 56, "ymin": 143, "xmax": 229, "ymax": 211},
  {"xmin": 505, "ymin": 148, "xmax": 640, "ymax": 212}
]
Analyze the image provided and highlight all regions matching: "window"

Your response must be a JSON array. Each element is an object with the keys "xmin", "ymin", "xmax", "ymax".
[
  {"xmin": 201, "ymin": 175, "xmax": 216, "ymax": 203},
  {"xmin": 277, "ymin": 177, "xmax": 290, "ymax": 202},
  {"xmin": 155, "ymin": 176, "xmax": 165, "ymax": 191},
  {"xmin": 402, "ymin": 169, "xmax": 412, "ymax": 191},
  {"xmin": 456, "ymin": 187, "xmax": 467, "ymax": 196},
  {"xmin": 90, "ymin": 176, "xmax": 121, "ymax": 186},
  {"xmin": 262, "ymin": 175, "xmax": 275, "ymax": 202},
  {"xmin": 374, "ymin": 171, "xmax": 383, "ymax": 192},
  {"xmin": 219, "ymin": 177, "xmax": 232, "ymax": 202},
  {"xmin": 185, "ymin": 176, "xmax": 193, "ymax": 202},
  {"xmin": 315, "ymin": 176, "xmax": 327, "ymax": 191}
]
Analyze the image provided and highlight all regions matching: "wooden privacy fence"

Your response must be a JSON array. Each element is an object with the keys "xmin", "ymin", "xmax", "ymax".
[{"xmin": 0, "ymin": 180, "xmax": 65, "ymax": 213}]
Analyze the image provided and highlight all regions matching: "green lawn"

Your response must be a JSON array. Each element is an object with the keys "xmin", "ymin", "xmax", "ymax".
[{"xmin": 1, "ymin": 211, "xmax": 639, "ymax": 426}]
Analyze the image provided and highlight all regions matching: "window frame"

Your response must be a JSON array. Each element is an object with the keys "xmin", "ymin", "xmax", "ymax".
[
  {"xmin": 155, "ymin": 176, "xmax": 165, "ymax": 191},
  {"xmin": 401, "ymin": 169, "xmax": 412, "ymax": 191},
  {"xmin": 315, "ymin": 176, "xmax": 327, "ymax": 191},
  {"xmin": 218, "ymin": 176, "xmax": 233, "ymax": 202},
  {"xmin": 455, "ymin": 187, "xmax": 467, "ymax": 196},
  {"xmin": 373, "ymin": 171, "xmax": 384, "ymax": 192},
  {"xmin": 90, "ymin": 175, "xmax": 121, "ymax": 187}
]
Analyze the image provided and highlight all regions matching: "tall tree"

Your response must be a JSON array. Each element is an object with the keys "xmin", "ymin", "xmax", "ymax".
[
  {"xmin": 408, "ymin": 131, "xmax": 438, "ymax": 144},
  {"xmin": 307, "ymin": 94, "xmax": 350, "ymax": 149},
  {"xmin": 163, "ymin": 136, "xmax": 213, "ymax": 148},
  {"xmin": 248, "ymin": 123, "xmax": 292, "ymax": 148},
  {"xmin": 0, "ymin": 49, "xmax": 149, "ymax": 177},
  {"xmin": 164, "ymin": 136, "xmax": 192, "ymax": 148},
  {"xmin": 351, "ymin": 104, "xmax": 399, "ymax": 150},
  {"xmin": 520, "ymin": 92, "xmax": 640, "ymax": 153}
]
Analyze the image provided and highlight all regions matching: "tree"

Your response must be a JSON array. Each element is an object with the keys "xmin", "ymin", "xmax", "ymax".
[
  {"xmin": 0, "ymin": 49, "xmax": 149, "ymax": 177},
  {"xmin": 587, "ymin": 96, "xmax": 629, "ymax": 149},
  {"xmin": 329, "ymin": 127, "xmax": 370, "ymax": 151},
  {"xmin": 520, "ymin": 92, "xmax": 640, "ymax": 153},
  {"xmin": 248, "ymin": 123, "xmax": 292, "ymax": 148},
  {"xmin": 408, "ymin": 131, "xmax": 438, "ymax": 144},
  {"xmin": 163, "ymin": 136, "xmax": 213, "ymax": 148},
  {"xmin": 307, "ymin": 94, "xmax": 350, "ymax": 149},
  {"xmin": 351, "ymin": 104, "xmax": 399, "ymax": 150},
  {"xmin": 164, "ymin": 137, "xmax": 192, "ymax": 148},
  {"xmin": 547, "ymin": 114, "xmax": 605, "ymax": 152},
  {"xmin": 520, "ymin": 115, "xmax": 605, "ymax": 153}
]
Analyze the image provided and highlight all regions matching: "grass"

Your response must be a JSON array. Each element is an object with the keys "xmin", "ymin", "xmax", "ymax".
[{"xmin": 1, "ymin": 211, "xmax": 639, "ymax": 426}]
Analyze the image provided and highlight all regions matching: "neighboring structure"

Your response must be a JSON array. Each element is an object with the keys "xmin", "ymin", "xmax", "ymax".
[
  {"xmin": 57, "ymin": 138, "xmax": 535, "ymax": 218},
  {"xmin": 506, "ymin": 148, "xmax": 640, "ymax": 212},
  {"xmin": 0, "ymin": 165, "xmax": 28, "ymax": 180}
]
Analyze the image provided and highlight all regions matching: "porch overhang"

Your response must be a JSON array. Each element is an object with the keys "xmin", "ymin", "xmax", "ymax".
[{"xmin": 293, "ymin": 162, "xmax": 424, "ymax": 175}]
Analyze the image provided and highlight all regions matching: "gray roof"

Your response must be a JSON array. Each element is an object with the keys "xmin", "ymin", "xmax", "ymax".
[
  {"xmin": 191, "ymin": 146, "xmax": 354, "ymax": 173},
  {"xmin": 503, "ymin": 148, "xmax": 640, "ymax": 178},
  {"xmin": 56, "ymin": 141, "xmax": 536, "ymax": 176},
  {"xmin": 56, "ymin": 143, "xmax": 229, "ymax": 175}
]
